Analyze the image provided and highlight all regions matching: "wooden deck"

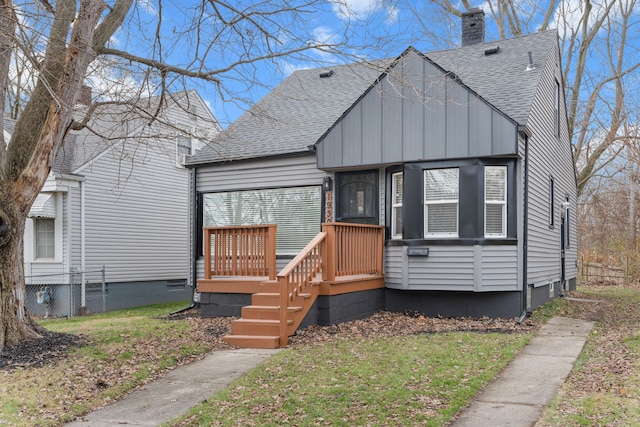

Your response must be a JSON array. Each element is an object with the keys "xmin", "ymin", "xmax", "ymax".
[{"xmin": 198, "ymin": 223, "xmax": 385, "ymax": 348}]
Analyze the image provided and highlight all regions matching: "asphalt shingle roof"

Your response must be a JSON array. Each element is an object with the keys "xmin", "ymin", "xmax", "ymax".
[{"xmin": 181, "ymin": 30, "xmax": 559, "ymax": 166}]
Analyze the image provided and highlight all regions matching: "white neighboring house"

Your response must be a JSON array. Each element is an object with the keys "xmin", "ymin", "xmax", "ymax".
[{"xmin": 6, "ymin": 90, "xmax": 219, "ymax": 316}]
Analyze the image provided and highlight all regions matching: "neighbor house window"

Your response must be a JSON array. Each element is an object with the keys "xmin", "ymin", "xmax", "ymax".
[
  {"xmin": 391, "ymin": 172, "xmax": 403, "ymax": 239},
  {"xmin": 485, "ymin": 166, "xmax": 507, "ymax": 237},
  {"xmin": 424, "ymin": 168, "xmax": 459, "ymax": 237},
  {"xmin": 35, "ymin": 218, "xmax": 55, "ymax": 259},
  {"xmin": 549, "ymin": 177, "xmax": 555, "ymax": 227},
  {"xmin": 202, "ymin": 186, "xmax": 321, "ymax": 255}
]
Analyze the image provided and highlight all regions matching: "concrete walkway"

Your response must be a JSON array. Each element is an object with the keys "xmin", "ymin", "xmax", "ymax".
[
  {"xmin": 65, "ymin": 348, "xmax": 280, "ymax": 427},
  {"xmin": 65, "ymin": 317, "xmax": 593, "ymax": 427},
  {"xmin": 450, "ymin": 317, "xmax": 594, "ymax": 427}
]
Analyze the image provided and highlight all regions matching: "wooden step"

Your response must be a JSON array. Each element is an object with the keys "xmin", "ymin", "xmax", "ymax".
[
  {"xmin": 230, "ymin": 318, "xmax": 293, "ymax": 336},
  {"xmin": 242, "ymin": 305, "xmax": 302, "ymax": 320},
  {"xmin": 259, "ymin": 280, "xmax": 280, "ymax": 293},
  {"xmin": 222, "ymin": 334, "xmax": 280, "ymax": 349},
  {"xmin": 251, "ymin": 292, "xmax": 311, "ymax": 306}
]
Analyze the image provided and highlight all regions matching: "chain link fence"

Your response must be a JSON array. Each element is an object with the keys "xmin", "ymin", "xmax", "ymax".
[{"xmin": 25, "ymin": 267, "xmax": 106, "ymax": 318}]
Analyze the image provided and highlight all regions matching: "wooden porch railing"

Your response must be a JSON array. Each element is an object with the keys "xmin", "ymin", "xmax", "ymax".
[
  {"xmin": 207, "ymin": 222, "xmax": 384, "ymax": 348},
  {"xmin": 202, "ymin": 225, "xmax": 277, "ymax": 280},
  {"xmin": 321, "ymin": 222, "xmax": 384, "ymax": 281},
  {"xmin": 278, "ymin": 232, "xmax": 327, "ymax": 347}
]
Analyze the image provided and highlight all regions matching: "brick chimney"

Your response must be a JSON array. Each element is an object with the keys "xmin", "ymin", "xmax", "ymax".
[
  {"xmin": 77, "ymin": 85, "xmax": 92, "ymax": 107},
  {"xmin": 461, "ymin": 8, "xmax": 485, "ymax": 47}
]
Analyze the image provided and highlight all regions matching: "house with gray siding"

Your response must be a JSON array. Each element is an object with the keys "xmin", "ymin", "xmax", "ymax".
[
  {"xmin": 16, "ymin": 90, "xmax": 219, "ymax": 317},
  {"xmin": 187, "ymin": 10, "xmax": 578, "ymax": 348}
]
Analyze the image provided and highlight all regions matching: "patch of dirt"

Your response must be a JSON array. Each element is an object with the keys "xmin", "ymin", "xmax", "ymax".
[{"xmin": 0, "ymin": 330, "xmax": 87, "ymax": 370}]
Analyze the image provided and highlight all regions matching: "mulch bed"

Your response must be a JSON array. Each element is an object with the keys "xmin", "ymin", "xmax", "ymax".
[{"xmin": 0, "ymin": 330, "xmax": 87, "ymax": 370}]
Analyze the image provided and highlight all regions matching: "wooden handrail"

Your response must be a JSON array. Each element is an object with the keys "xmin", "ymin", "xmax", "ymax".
[
  {"xmin": 321, "ymin": 222, "xmax": 384, "ymax": 281},
  {"xmin": 202, "ymin": 225, "xmax": 277, "ymax": 280},
  {"xmin": 277, "ymin": 232, "xmax": 327, "ymax": 347}
]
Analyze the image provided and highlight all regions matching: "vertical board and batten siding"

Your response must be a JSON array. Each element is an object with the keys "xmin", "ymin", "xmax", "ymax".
[
  {"xmin": 193, "ymin": 155, "xmax": 327, "ymax": 282},
  {"xmin": 79, "ymin": 139, "xmax": 189, "ymax": 283},
  {"xmin": 521, "ymin": 42, "xmax": 578, "ymax": 286},
  {"xmin": 316, "ymin": 50, "xmax": 519, "ymax": 170}
]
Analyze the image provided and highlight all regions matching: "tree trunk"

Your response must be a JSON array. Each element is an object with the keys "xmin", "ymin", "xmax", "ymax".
[{"xmin": 0, "ymin": 186, "xmax": 43, "ymax": 350}]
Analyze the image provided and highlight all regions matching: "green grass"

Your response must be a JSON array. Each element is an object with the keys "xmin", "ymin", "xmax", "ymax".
[
  {"xmin": 0, "ymin": 301, "xmax": 211, "ymax": 427},
  {"xmin": 537, "ymin": 284, "xmax": 640, "ymax": 427},
  {"xmin": 171, "ymin": 331, "xmax": 531, "ymax": 426}
]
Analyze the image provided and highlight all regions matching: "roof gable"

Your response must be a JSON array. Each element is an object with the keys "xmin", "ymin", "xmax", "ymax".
[{"xmin": 190, "ymin": 30, "xmax": 558, "ymax": 166}]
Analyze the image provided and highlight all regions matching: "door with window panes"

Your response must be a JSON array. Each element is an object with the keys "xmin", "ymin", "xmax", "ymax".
[{"xmin": 335, "ymin": 170, "xmax": 378, "ymax": 224}]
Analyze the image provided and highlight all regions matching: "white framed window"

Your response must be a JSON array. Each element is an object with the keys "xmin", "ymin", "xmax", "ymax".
[
  {"xmin": 484, "ymin": 166, "xmax": 507, "ymax": 237},
  {"xmin": 35, "ymin": 218, "xmax": 55, "ymax": 259},
  {"xmin": 424, "ymin": 168, "xmax": 459, "ymax": 237},
  {"xmin": 391, "ymin": 172, "xmax": 403, "ymax": 239},
  {"xmin": 203, "ymin": 186, "xmax": 321, "ymax": 255},
  {"xmin": 176, "ymin": 136, "xmax": 192, "ymax": 166}
]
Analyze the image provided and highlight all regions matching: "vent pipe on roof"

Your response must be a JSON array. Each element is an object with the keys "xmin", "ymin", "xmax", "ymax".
[
  {"xmin": 319, "ymin": 70, "xmax": 334, "ymax": 78},
  {"xmin": 461, "ymin": 8, "xmax": 485, "ymax": 46},
  {"xmin": 77, "ymin": 85, "xmax": 92, "ymax": 107},
  {"xmin": 526, "ymin": 51, "xmax": 536, "ymax": 71}
]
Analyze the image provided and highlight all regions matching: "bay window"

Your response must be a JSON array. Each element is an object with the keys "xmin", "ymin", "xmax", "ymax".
[
  {"xmin": 391, "ymin": 172, "xmax": 403, "ymax": 238},
  {"xmin": 424, "ymin": 168, "xmax": 459, "ymax": 237},
  {"xmin": 484, "ymin": 166, "xmax": 507, "ymax": 237}
]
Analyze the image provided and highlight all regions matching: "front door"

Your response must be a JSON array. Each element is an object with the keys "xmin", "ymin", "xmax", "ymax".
[
  {"xmin": 335, "ymin": 170, "xmax": 379, "ymax": 224},
  {"xmin": 560, "ymin": 214, "xmax": 566, "ymax": 293}
]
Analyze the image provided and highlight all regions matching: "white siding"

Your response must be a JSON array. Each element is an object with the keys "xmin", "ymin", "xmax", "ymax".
[
  {"xmin": 480, "ymin": 246, "xmax": 519, "ymax": 291},
  {"xmin": 522, "ymin": 42, "xmax": 578, "ymax": 286},
  {"xmin": 384, "ymin": 246, "xmax": 404, "ymax": 287},
  {"xmin": 81, "ymin": 139, "xmax": 190, "ymax": 283},
  {"xmin": 385, "ymin": 245, "xmax": 519, "ymax": 292}
]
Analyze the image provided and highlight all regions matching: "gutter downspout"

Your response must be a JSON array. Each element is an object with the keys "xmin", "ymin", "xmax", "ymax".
[
  {"xmin": 80, "ymin": 179, "xmax": 86, "ymax": 309},
  {"xmin": 171, "ymin": 166, "xmax": 198, "ymax": 316},
  {"xmin": 519, "ymin": 128, "xmax": 530, "ymax": 322}
]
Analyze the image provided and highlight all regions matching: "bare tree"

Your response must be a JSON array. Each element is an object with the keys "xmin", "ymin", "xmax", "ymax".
[
  {"xmin": 0, "ymin": 0, "xmax": 384, "ymax": 350},
  {"xmin": 415, "ymin": 0, "xmax": 640, "ymax": 197}
]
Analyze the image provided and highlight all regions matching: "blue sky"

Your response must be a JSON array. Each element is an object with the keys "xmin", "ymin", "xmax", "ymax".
[
  {"xmin": 100, "ymin": 0, "xmax": 639, "ymax": 132},
  {"xmin": 103, "ymin": 0, "xmax": 442, "ymax": 127}
]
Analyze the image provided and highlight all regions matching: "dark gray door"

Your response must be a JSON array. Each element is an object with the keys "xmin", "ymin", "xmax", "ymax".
[
  {"xmin": 560, "ymin": 215, "xmax": 566, "ymax": 293},
  {"xmin": 335, "ymin": 170, "xmax": 378, "ymax": 224}
]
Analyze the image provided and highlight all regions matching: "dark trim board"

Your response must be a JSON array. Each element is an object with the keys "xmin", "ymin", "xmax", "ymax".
[
  {"xmin": 27, "ymin": 279, "xmax": 191, "ymax": 318},
  {"xmin": 385, "ymin": 289, "xmax": 522, "ymax": 318},
  {"xmin": 200, "ymin": 292, "xmax": 251, "ymax": 317},
  {"xmin": 105, "ymin": 280, "xmax": 190, "ymax": 312},
  {"xmin": 315, "ymin": 289, "xmax": 385, "ymax": 325}
]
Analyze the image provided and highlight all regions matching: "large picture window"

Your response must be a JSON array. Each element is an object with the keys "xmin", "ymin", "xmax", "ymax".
[
  {"xmin": 202, "ymin": 186, "xmax": 321, "ymax": 255},
  {"xmin": 424, "ymin": 168, "xmax": 459, "ymax": 237},
  {"xmin": 391, "ymin": 172, "xmax": 403, "ymax": 238},
  {"xmin": 485, "ymin": 166, "xmax": 507, "ymax": 237}
]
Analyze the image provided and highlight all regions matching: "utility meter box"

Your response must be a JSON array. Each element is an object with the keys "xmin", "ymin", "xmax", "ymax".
[{"xmin": 36, "ymin": 289, "xmax": 51, "ymax": 304}]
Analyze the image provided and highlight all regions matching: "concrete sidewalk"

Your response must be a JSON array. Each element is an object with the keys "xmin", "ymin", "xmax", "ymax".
[
  {"xmin": 65, "ymin": 317, "xmax": 593, "ymax": 427},
  {"xmin": 450, "ymin": 317, "xmax": 594, "ymax": 427},
  {"xmin": 65, "ymin": 348, "xmax": 280, "ymax": 427}
]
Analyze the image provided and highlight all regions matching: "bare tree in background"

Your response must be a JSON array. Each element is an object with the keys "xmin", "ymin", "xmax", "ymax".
[
  {"xmin": 0, "ymin": 0, "xmax": 386, "ymax": 350},
  {"xmin": 416, "ymin": 0, "xmax": 640, "ymax": 197}
]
